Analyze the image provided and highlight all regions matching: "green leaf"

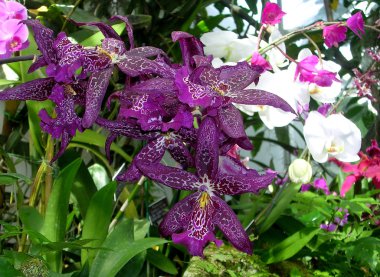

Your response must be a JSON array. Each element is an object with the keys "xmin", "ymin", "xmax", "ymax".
[
  {"xmin": 90, "ymin": 219, "xmax": 167, "ymax": 277},
  {"xmin": 81, "ymin": 182, "xmax": 116, "ymax": 266},
  {"xmin": 19, "ymin": 206, "xmax": 44, "ymax": 232},
  {"xmin": 0, "ymin": 258, "xmax": 23, "ymax": 277},
  {"xmin": 344, "ymin": 237, "xmax": 380, "ymax": 273},
  {"xmin": 256, "ymin": 183, "xmax": 301, "ymax": 234},
  {"xmin": 0, "ymin": 173, "xmax": 32, "ymax": 185},
  {"xmin": 72, "ymin": 129, "xmax": 132, "ymax": 162},
  {"xmin": 41, "ymin": 158, "xmax": 81, "ymax": 272},
  {"xmin": 0, "ymin": 79, "xmax": 20, "ymax": 86},
  {"xmin": 146, "ymin": 249, "xmax": 178, "ymax": 275},
  {"xmin": 262, "ymin": 227, "xmax": 320, "ymax": 264}
]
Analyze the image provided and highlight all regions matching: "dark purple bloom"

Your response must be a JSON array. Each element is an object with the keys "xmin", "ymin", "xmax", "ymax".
[
  {"xmin": 320, "ymin": 223, "xmax": 337, "ymax": 232},
  {"xmin": 136, "ymin": 117, "xmax": 275, "ymax": 256}
]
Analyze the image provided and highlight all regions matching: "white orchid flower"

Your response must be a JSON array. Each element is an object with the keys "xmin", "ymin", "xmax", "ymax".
[
  {"xmin": 303, "ymin": 111, "xmax": 361, "ymax": 163},
  {"xmin": 234, "ymin": 70, "xmax": 298, "ymax": 129},
  {"xmin": 200, "ymin": 31, "xmax": 257, "ymax": 62}
]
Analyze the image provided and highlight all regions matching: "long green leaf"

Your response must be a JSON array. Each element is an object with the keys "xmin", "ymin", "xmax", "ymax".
[
  {"xmin": 71, "ymin": 129, "xmax": 132, "ymax": 162},
  {"xmin": 0, "ymin": 173, "xmax": 32, "ymax": 185},
  {"xmin": 90, "ymin": 219, "xmax": 167, "ymax": 277},
  {"xmin": 262, "ymin": 227, "xmax": 319, "ymax": 264},
  {"xmin": 81, "ymin": 182, "xmax": 116, "ymax": 266},
  {"xmin": 146, "ymin": 249, "xmax": 178, "ymax": 275},
  {"xmin": 41, "ymin": 158, "xmax": 81, "ymax": 272}
]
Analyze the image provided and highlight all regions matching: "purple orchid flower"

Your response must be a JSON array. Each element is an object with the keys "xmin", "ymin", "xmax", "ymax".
[{"xmin": 136, "ymin": 117, "xmax": 275, "ymax": 256}]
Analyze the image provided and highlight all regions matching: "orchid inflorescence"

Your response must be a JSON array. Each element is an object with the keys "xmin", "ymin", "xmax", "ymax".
[{"xmin": 0, "ymin": 1, "xmax": 376, "ymax": 258}]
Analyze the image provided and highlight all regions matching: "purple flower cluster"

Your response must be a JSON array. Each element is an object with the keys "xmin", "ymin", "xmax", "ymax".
[
  {"xmin": 320, "ymin": 208, "xmax": 349, "ymax": 232},
  {"xmin": 0, "ymin": 18, "xmax": 295, "ymax": 256},
  {"xmin": 0, "ymin": 0, "xmax": 29, "ymax": 58}
]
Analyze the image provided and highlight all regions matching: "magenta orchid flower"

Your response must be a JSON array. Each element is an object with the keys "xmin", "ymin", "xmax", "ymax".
[
  {"xmin": 294, "ymin": 55, "xmax": 338, "ymax": 87},
  {"xmin": 322, "ymin": 24, "xmax": 347, "ymax": 48},
  {"xmin": 347, "ymin": 12, "xmax": 365, "ymax": 38},
  {"xmin": 136, "ymin": 117, "xmax": 275, "ymax": 256},
  {"xmin": 0, "ymin": 0, "xmax": 27, "ymax": 21},
  {"xmin": 0, "ymin": 19, "xmax": 29, "ymax": 58},
  {"xmin": 261, "ymin": 2, "xmax": 286, "ymax": 26},
  {"xmin": 330, "ymin": 140, "xmax": 380, "ymax": 197},
  {"xmin": 251, "ymin": 51, "xmax": 272, "ymax": 72}
]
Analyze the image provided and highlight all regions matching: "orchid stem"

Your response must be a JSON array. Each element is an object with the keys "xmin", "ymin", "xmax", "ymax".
[
  {"xmin": 108, "ymin": 176, "xmax": 145, "ymax": 231},
  {"xmin": 0, "ymin": 55, "xmax": 35, "ymax": 65}
]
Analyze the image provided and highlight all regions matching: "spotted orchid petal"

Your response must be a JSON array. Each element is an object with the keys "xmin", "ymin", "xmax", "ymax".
[
  {"xmin": 230, "ymin": 89, "xmax": 296, "ymax": 114},
  {"xmin": 196, "ymin": 117, "xmax": 219, "ymax": 180},
  {"xmin": 214, "ymin": 171, "xmax": 274, "ymax": 195},
  {"xmin": 128, "ymin": 46, "xmax": 168, "ymax": 59},
  {"xmin": 137, "ymin": 162, "xmax": 198, "ymax": 191},
  {"xmin": 110, "ymin": 15, "xmax": 134, "ymax": 49},
  {"xmin": 117, "ymin": 139, "xmax": 166, "ymax": 182},
  {"xmin": 28, "ymin": 55, "xmax": 48, "ymax": 73},
  {"xmin": 213, "ymin": 196, "xmax": 252, "ymax": 254},
  {"xmin": 96, "ymin": 117, "xmax": 160, "ymax": 140},
  {"xmin": 101, "ymin": 38, "xmax": 126, "ymax": 55},
  {"xmin": 171, "ymin": 192, "xmax": 223, "ymax": 257},
  {"xmin": 175, "ymin": 67, "xmax": 214, "ymax": 108},
  {"xmin": 159, "ymin": 193, "xmax": 199, "ymax": 237},
  {"xmin": 130, "ymin": 78, "xmax": 176, "ymax": 94},
  {"xmin": 168, "ymin": 138, "xmax": 194, "ymax": 168},
  {"xmin": 171, "ymin": 31, "xmax": 204, "ymax": 71},
  {"xmin": 218, "ymin": 104, "xmax": 246, "ymax": 139},
  {"xmin": 82, "ymin": 68, "xmax": 113, "ymax": 128},
  {"xmin": 0, "ymin": 78, "xmax": 54, "ymax": 101},
  {"xmin": 118, "ymin": 56, "xmax": 172, "ymax": 78}
]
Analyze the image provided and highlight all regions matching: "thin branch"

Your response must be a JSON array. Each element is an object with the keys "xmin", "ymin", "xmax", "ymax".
[{"xmin": 0, "ymin": 55, "xmax": 35, "ymax": 65}]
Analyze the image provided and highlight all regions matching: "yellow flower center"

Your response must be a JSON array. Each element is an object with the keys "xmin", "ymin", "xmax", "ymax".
[{"xmin": 199, "ymin": 192, "xmax": 210, "ymax": 209}]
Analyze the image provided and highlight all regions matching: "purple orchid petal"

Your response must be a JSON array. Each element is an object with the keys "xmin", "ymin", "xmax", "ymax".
[
  {"xmin": 218, "ymin": 155, "xmax": 259, "ymax": 177},
  {"xmin": 195, "ymin": 117, "xmax": 219, "ymax": 179},
  {"xmin": 128, "ymin": 46, "xmax": 168, "ymax": 59},
  {"xmin": 23, "ymin": 20, "xmax": 57, "ymax": 64},
  {"xmin": 171, "ymin": 31, "xmax": 204, "ymax": 71},
  {"xmin": 212, "ymin": 196, "xmax": 252, "ymax": 254},
  {"xmin": 136, "ymin": 161, "xmax": 198, "ymax": 191},
  {"xmin": 50, "ymin": 131, "xmax": 71, "ymax": 163},
  {"xmin": 175, "ymin": 67, "xmax": 213, "ymax": 108},
  {"xmin": 0, "ymin": 78, "xmax": 54, "ymax": 101},
  {"xmin": 159, "ymin": 192, "xmax": 199, "ymax": 237},
  {"xmin": 218, "ymin": 104, "xmax": 246, "ymax": 139},
  {"xmin": 28, "ymin": 55, "xmax": 48, "ymax": 73},
  {"xmin": 116, "ymin": 163, "xmax": 142, "ymax": 183},
  {"xmin": 118, "ymin": 56, "xmax": 172, "ymax": 78},
  {"xmin": 168, "ymin": 139, "xmax": 194, "ymax": 168},
  {"xmin": 110, "ymin": 15, "xmax": 134, "ymax": 50},
  {"xmin": 130, "ymin": 78, "xmax": 176, "ymax": 94},
  {"xmin": 214, "ymin": 171, "xmax": 274, "ymax": 195},
  {"xmin": 177, "ymin": 127, "xmax": 198, "ymax": 144},
  {"xmin": 230, "ymin": 89, "xmax": 296, "ymax": 114},
  {"xmin": 172, "ymin": 193, "xmax": 223, "ymax": 257},
  {"xmin": 101, "ymin": 38, "xmax": 126, "ymax": 55},
  {"xmin": 82, "ymin": 68, "xmax": 113, "ymax": 128},
  {"xmin": 105, "ymin": 132, "xmax": 118, "ymax": 162},
  {"xmin": 96, "ymin": 117, "xmax": 160, "ymax": 140},
  {"xmin": 117, "ymin": 139, "xmax": 166, "ymax": 182},
  {"xmin": 220, "ymin": 62, "xmax": 261, "ymax": 91},
  {"xmin": 71, "ymin": 20, "xmax": 121, "ymax": 40}
]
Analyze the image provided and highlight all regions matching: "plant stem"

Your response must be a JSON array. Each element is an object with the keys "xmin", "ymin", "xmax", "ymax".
[
  {"xmin": 0, "ymin": 55, "xmax": 35, "ymax": 65},
  {"xmin": 61, "ymin": 0, "xmax": 83, "ymax": 31},
  {"xmin": 108, "ymin": 176, "xmax": 145, "ymax": 231}
]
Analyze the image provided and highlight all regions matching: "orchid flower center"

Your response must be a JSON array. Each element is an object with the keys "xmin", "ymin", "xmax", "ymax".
[
  {"xmin": 97, "ymin": 47, "xmax": 116, "ymax": 62},
  {"xmin": 308, "ymin": 83, "xmax": 321, "ymax": 95},
  {"xmin": 198, "ymin": 192, "xmax": 210, "ymax": 208},
  {"xmin": 325, "ymin": 138, "xmax": 344, "ymax": 155},
  {"xmin": 64, "ymin": 85, "xmax": 77, "ymax": 96}
]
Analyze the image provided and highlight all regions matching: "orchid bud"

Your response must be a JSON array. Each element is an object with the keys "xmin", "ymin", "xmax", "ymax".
[{"xmin": 288, "ymin": 159, "xmax": 312, "ymax": 183}]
